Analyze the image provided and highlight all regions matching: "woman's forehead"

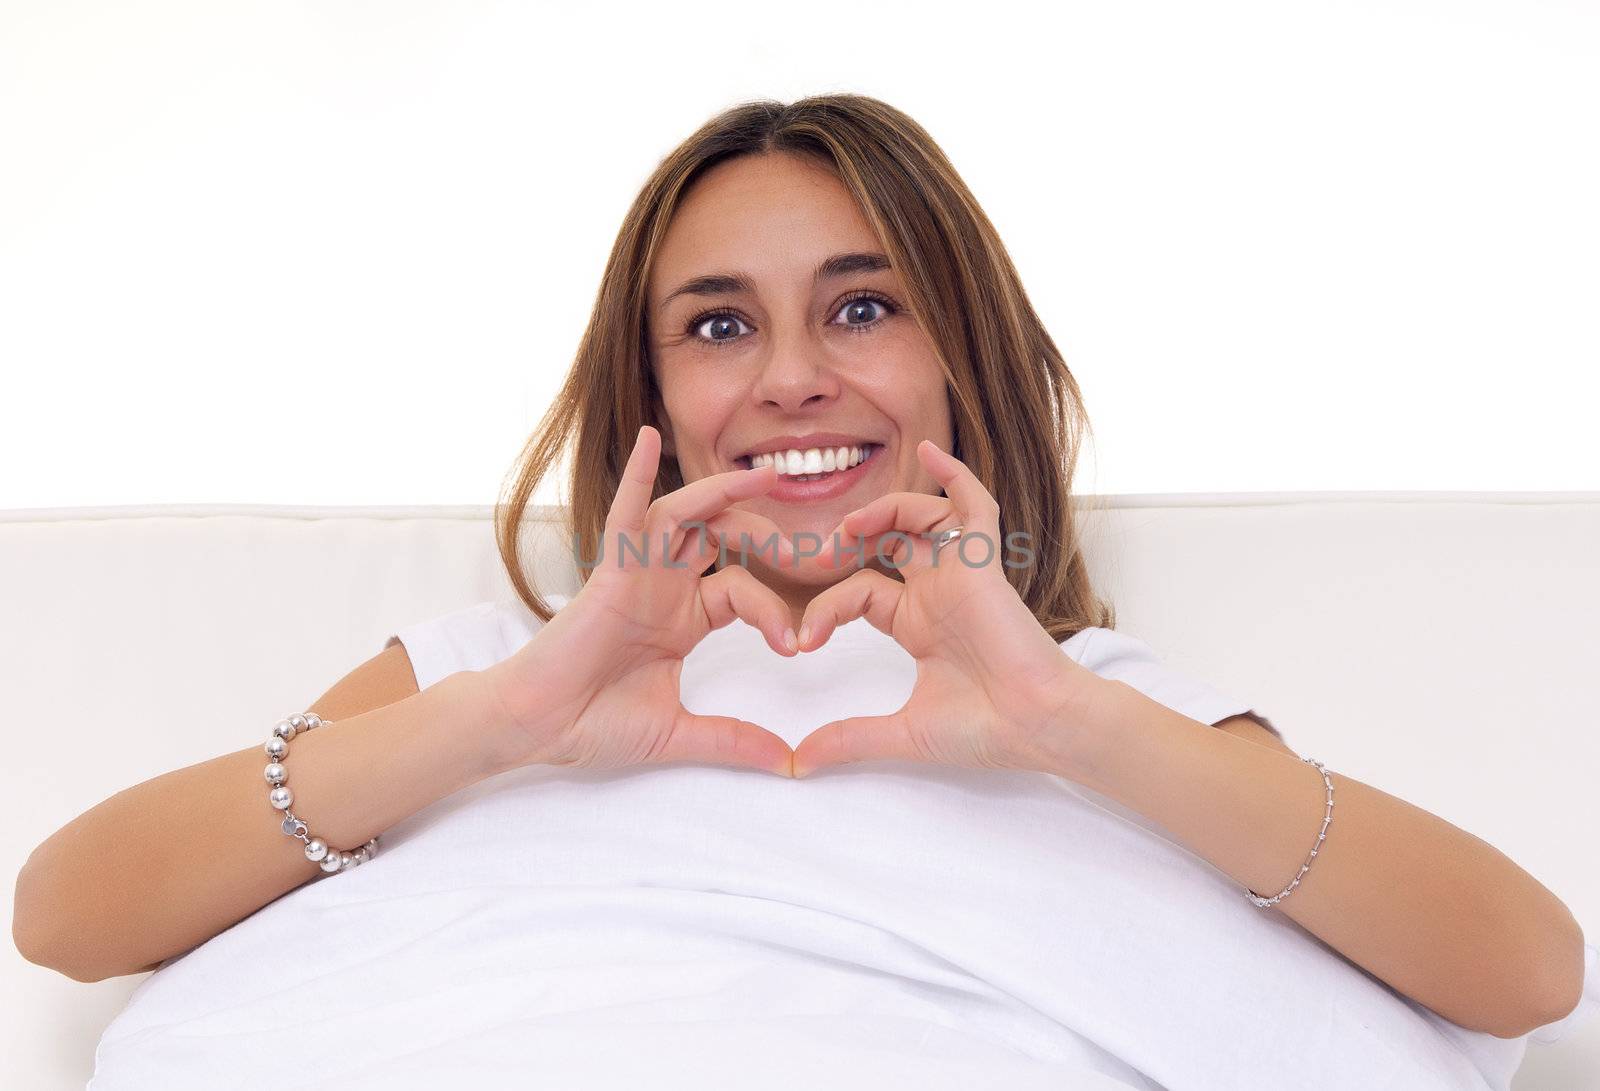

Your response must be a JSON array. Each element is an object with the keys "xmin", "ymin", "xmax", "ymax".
[{"xmin": 650, "ymin": 156, "xmax": 884, "ymax": 301}]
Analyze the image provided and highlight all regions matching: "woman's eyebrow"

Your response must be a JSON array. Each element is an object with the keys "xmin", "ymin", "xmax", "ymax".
[
  {"xmin": 657, "ymin": 251, "xmax": 891, "ymax": 311},
  {"xmin": 815, "ymin": 250, "xmax": 890, "ymax": 281}
]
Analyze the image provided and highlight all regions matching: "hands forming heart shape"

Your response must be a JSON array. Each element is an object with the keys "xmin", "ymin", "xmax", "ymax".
[{"xmin": 481, "ymin": 425, "xmax": 1102, "ymax": 780}]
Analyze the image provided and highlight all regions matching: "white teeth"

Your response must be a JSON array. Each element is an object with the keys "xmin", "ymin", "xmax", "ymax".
[{"xmin": 747, "ymin": 443, "xmax": 874, "ymax": 476}]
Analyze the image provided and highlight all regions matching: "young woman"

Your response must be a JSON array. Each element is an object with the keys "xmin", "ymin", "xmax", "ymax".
[{"xmin": 16, "ymin": 95, "xmax": 1588, "ymax": 1089}]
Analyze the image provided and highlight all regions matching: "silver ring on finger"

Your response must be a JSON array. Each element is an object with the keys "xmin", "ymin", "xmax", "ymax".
[{"xmin": 930, "ymin": 524, "xmax": 965, "ymax": 555}]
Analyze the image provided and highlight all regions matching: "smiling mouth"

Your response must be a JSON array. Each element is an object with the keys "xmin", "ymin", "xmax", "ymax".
[{"xmin": 736, "ymin": 443, "xmax": 883, "ymax": 481}]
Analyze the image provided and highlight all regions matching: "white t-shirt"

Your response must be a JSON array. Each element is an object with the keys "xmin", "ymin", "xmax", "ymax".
[{"xmin": 90, "ymin": 594, "xmax": 1531, "ymax": 1090}]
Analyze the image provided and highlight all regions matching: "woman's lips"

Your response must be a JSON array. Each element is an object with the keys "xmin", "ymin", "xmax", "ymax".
[{"xmin": 755, "ymin": 443, "xmax": 882, "ymax": 503}]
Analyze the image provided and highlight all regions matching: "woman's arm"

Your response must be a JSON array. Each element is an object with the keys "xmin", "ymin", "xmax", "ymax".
[
  {"xmin": 1044, "ymin": 679, "xmax": 1587, "ymax": 1039},
  {"xmin": 11, "ymin": 645, "xmax": 510, "ymax": 983}
]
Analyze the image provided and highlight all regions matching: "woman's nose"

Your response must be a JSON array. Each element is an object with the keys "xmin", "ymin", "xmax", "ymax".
[{"xmin": 752, "ymin": 339, "xmax": 841, "ymax": 410}]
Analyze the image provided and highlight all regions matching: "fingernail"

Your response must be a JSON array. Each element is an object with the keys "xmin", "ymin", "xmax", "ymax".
[
  {"xmin": 783, "ymin": 628, "xmax": 799, "ymax": 653},
  {"xmin": 796, "ymin": 624, "xmax": 812, "ymax": 649}
]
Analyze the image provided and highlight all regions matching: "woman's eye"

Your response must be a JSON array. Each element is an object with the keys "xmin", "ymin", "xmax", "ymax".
[
  {"xmin": 835, "ymin": 298, "xmax": 888, "ymax": 326},
  {"xmin": 694, "ymin": 314, "xmax": 750, "ymax": 342}
]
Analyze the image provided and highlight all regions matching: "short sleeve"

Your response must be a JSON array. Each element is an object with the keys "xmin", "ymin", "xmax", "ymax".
[
  {"xmin": 382, "ymin": 600, "xmax": 505, "ymax": 693},
  {"xmin": 1067, "ymin": 627, "xmax": 1286, "ymax": 743},
  {"xmin": 382, "ymin": 595, "xmax": 560, "ymax": 692}
]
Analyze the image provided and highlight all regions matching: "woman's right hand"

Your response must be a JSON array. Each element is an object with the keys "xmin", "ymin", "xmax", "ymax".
[{"xmin": 480, "ymin": 425, "xmax": 800, "ymax": 777}]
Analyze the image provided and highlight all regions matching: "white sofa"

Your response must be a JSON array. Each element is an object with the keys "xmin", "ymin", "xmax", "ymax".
[{"xmin": 4, "ymin": 495, "xmax": 1596, "ymax": 1089}]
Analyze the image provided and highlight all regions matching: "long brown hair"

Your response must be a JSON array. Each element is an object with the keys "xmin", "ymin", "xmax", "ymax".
[{"xmin": 494, "ymin": 93, "xmax": 1115, "ymax": 641}]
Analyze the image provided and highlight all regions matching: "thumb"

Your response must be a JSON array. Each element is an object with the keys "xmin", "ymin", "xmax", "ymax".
[
  {"xmin": 651, "ymin": 708, "xmax": 795, "ymax": 777},
  {"xmin": 792, "ymin": 712, "xmax": 918, "ymax": 778}
]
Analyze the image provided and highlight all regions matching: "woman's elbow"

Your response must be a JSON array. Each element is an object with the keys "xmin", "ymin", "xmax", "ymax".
[
  {"xmin": 14, "ymin": 913, "xmax": 128, "ymax": 984},
  {"xmin": 12, "ymin": 852, "xmax": 106, "ymax": 983},
  {"xmin": 1498, "ymin": 906, "xmax": 1588, "ymax": 1039},
  {"xmin": 12, "ymin": 855, "xmax": 56, "ymax": 969}
]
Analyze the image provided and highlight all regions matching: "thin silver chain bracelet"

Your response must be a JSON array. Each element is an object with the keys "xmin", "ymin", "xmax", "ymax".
[
  {"xmin": 1245, "ymin": 756, "xmax": 1334, "ymax": 908},
  {"xmin": 265, "ymin": 713, "xmax": 378, "ymax": 874}
]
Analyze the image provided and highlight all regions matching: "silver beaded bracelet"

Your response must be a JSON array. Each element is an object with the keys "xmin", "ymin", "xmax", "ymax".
[
  {"xmin": 1245, "ymin": 756, "xmax": 1334, "ymax": 908},
  {"xmin": 264, "ymin": 712, "xmax": 378, "ymax": 875}
]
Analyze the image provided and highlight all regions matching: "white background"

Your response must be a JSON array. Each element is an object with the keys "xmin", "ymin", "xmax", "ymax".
[{"xmin": 2, "ymin": 0, "xmax": 1596, "ymax": 509}]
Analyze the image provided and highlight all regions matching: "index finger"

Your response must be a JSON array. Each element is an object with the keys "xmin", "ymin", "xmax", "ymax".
[
  {"xmin": 606, "ymin": 425, "xmax": 663, "ymax": 535},
  {"xmin": 649, "ymin": 461, "xmax": 780, "ymax": 538},
  {"xmin": 917, "ymin": 440, "xmax": 1001, "ymax": 536}
]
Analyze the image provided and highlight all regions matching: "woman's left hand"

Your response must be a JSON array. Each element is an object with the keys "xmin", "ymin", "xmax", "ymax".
[{"xmin": 790, "ymin": 440, "xmax": 1107, "ymax": 778}]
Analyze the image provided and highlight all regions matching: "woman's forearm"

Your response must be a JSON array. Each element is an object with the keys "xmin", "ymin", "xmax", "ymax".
[
  {"xmin": 12, "ymin": 669, "xmax": 505, "ymax": 983},
  {"xmin": 1043, "ymin": 678, "xmax": 1587, "ymax": 1039}
]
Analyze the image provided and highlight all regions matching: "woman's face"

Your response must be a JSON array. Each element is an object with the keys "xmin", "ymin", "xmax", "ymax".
[{"xmin": 646, "ymin": 151, "xmax": 954, "ymax": 588}]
